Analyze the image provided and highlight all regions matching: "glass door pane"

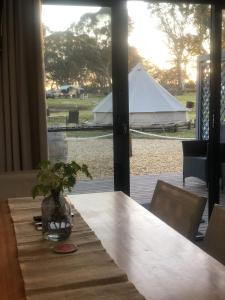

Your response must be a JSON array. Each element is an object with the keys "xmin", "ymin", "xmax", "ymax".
[
  {"xmin": 42, "ymin": 4, "xmax": 114, "ymax": 194},
  {"xmin": 127, "ymin": 1, "xmax": 210, "ymax": 234}
]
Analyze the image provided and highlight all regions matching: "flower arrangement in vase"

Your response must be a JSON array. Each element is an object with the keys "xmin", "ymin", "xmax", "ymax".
[{"xmin": 32, "ymin": 160, "xmax": 92, "ymax": 241}]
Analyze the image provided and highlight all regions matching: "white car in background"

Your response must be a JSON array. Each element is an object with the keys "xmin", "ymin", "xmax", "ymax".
[{"xmin": 46, "ymin": 89, "xmax": 62, "ymax": 99}]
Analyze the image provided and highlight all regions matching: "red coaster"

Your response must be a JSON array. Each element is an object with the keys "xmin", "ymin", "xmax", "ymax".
[{"xmin": 53, "ymin": 243, "xmax": 78, "ymax": 254}]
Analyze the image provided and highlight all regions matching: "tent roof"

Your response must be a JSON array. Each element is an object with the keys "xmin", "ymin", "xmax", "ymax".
[{"xmin": 93, "ymin": 64, "xmax": 186, "ymax": 113}]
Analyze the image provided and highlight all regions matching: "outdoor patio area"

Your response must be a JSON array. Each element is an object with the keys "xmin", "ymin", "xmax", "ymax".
[{"xmin": 73, "ymin": 172, "xmax": 225, "ymax": 235}]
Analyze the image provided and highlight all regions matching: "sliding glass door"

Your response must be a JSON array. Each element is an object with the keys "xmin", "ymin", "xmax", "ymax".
[
  {"xmin": 42, "ymin": 2, "xmax": 116, "ymax": 194},
  {"xmin": 42, "ymin": 0, "xmax": 224, "ymax": 211},
  {"xmin": 127, "ymin": 1, "xmax": 211, "ymax": 214}
]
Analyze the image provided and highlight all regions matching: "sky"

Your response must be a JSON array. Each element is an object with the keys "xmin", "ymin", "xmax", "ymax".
[{"xmin": 42, "ymin": 2, "xmax": 196, "ymax": 79}]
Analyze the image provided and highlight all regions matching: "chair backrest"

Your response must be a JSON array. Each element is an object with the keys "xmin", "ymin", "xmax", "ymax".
[
  {"xmin": 150, "ymin": 180, "xmax": 207, "ymax": 240},
  {"xmin": 182, "ymin": 140, "xmax": 208, "ymax": 157},
  {"xmin": 203, "ymin": 205, "xmax": 225, "ymax": 265},
  {"xmin": 0, "ymin": 170, "xmax": 38, "ymax": 201}
]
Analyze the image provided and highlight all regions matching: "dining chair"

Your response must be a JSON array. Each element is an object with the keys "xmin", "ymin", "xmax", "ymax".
[
  {"xmin": 202, "ymin": 205, "xmax": 225, "ymax": 265},
  {"xmin": 150, "ymin": 180, "xmax": 207, "ymax": 241},
  {"xmin": 0, "ymin": 170, "xmax": 38, "ymax": 201}
]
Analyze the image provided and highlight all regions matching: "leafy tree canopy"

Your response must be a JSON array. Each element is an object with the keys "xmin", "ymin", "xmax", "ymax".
[
  {"xmin": 44, "ymin": 8, "xmax": 145, "ymax": 93},
  {"xmin": 148, "ymin": 3, "xmax": 210, "ymax": 94}
]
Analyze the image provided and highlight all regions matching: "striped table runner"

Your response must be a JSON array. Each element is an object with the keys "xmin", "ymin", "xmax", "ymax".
[{"xmin": 8, "ymin": 197, "xmax": 145, "ymax": 300}]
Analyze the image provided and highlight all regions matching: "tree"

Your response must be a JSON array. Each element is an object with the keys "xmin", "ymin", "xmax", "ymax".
[
  {"xmin": 44, "ymin": 31, "xmax": 82, "ymax": 87},
  {"xmin": 69, "ymin": 8, "xmax": 112, "ymax": 93},
  {"xmin": 44, "ymin": 8, "xmax": 145, "ymax": 93},
  {"xmin": 148, "ymin": 3, "xmax": 210, "ymax": 94}
]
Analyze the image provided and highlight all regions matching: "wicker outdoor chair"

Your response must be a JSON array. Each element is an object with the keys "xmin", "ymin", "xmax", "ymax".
[
  {"xmin": 182, "ymin": 140, "xmax": 208, "ymax": 185},
  {"xmin": 182, "ymin": 138, "xmax": 225, "ymax": 188}
]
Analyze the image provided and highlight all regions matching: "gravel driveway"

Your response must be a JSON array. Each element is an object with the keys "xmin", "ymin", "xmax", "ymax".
[{"xmin": 66, "ymin": 138, "xmax": 183, "ymax": 179}]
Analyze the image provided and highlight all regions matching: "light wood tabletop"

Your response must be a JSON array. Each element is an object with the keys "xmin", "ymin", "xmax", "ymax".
[
  {"xmin": 1, "ymin": 192, "xmax": 225, "ymax": 300},
  {"xmin": 70, "ymin": 191, "xmax": 225, "ymax": 300}
]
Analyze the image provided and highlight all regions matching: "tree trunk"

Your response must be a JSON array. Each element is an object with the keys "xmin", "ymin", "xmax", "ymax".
[
  {"xmin": 177, "ymin": 68, "xmax": 183, "ymax": 94},
  {"xmin": 176, "ymin": 57, "xmax": 184, "ymax": 95}
]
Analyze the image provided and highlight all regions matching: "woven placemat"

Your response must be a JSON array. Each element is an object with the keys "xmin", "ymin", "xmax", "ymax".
[{"xmin": 8, "ymin": 197, "xmax": 145, "ymax": 300}]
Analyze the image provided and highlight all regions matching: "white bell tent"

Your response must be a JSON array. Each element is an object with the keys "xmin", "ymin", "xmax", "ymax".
[{"xmin": 93, "ymin": 64, "xmax": 187, "ymax": 127}]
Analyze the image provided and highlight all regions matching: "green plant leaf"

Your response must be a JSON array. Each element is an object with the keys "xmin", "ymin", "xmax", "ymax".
[{"xmin": 32, "ymin": 159, "xmax": 92, "ymax": 198}]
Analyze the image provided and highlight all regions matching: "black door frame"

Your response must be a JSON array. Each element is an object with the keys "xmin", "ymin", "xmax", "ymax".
[
  {"xmin": 111, "ymin": 2, "xmax": 130, "ymax": 195},
  {"xmin": 43, "ymin": 0, "xmax": 223, "ymax": 208},
  {"xmin": 208, "ymin": 4, "xmax": 222, "ymax": 217}
]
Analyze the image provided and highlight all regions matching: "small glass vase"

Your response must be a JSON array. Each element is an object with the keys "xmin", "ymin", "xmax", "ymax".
[{"xmin": 41, "ymin": 191, "xmax": 73, "ymax": 241}]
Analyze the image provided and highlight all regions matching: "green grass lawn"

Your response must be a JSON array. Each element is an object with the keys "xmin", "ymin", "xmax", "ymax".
[
  {"xmin": 130, "ymin": 128, "xmax": 195, "ymax": 139},
  {"xmin": 155, "ymin": 129, "xmax": 195, "ymax": 138},
  {"xmin": 65, "ymin": 129, "xmax": 195, "ymax": 139},
  {"xmin": 47, "ymin": 97, "xmax": 101, "ymax": 111},
  {"xmin": 66, "ymin": 130, "xmax": 113, "ymax": 138},
  {"xmin": 48, "ymin": 111, "xmax": 94, "ymax": 126},
  {"xmin": 176, "ymin": 92, "xmax": 196, "ymax": 122},
  {"xmin": 176, "ymin": 92, "xmax": 196, "ymax": 105},
  {"xmin": 47, "ymin": 96, "xmax": 103, "ymax": 126}
]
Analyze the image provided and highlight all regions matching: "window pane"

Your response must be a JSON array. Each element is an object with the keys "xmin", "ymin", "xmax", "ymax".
[
  {"xmin": 42, "ymin": 5, "xmax": 114, "ymax": 194},
  {"xmin": 128, "ymin": 1, "xmax": 210, "ymax": 235}
]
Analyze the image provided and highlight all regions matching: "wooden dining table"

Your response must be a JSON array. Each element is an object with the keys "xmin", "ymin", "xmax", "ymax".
[{"xmin": 1, "ymin": 191, "xmax": 225, "ymax": 300}]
